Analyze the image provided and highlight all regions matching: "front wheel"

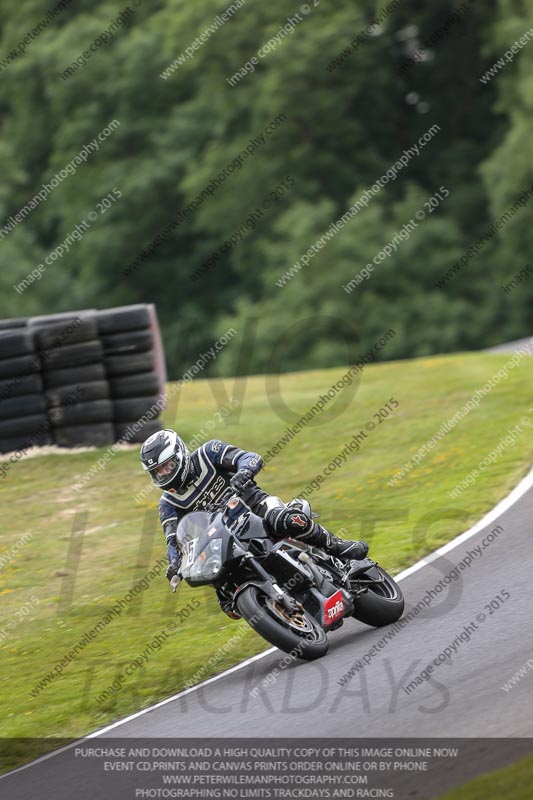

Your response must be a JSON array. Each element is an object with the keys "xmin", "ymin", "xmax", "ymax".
[
  {"xmin": 351, "ymin": 566, "xmax": 404, "ymax": 627},
  {"xmin": 236, "ymin": 586, "xmax": 329, "ymax": 660}
]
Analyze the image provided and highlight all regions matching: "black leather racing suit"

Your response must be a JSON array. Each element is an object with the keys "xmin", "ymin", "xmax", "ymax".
[{"xmin": 159, "ymin": 439, "xmax": 317, "ymax": 571}]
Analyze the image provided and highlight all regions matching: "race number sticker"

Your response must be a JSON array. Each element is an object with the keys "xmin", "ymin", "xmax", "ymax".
[{"xmin": 183, "ymin": 540, "xmax": 196, "ymax": 568}]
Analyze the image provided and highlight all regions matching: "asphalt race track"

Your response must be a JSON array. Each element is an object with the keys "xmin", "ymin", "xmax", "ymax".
[
  {"xmin": 3, "ymin": 470, "xmax": 533, "ymax": 798},
  {"xmin": 94, "ymin": 474, "xmax": 533, "ymax": 739}
]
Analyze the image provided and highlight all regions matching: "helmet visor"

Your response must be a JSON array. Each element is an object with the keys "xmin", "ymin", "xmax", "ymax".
[{"xmin": 149, "ymin": 455, "xmax": 180, "ymax": 487}]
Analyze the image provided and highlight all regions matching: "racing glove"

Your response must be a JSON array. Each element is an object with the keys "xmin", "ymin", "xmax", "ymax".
[
  {"xmin": 166, "ymin": 559, "xmax": 180, "ymax": 582},
  {"xmin": 230, "ymin": 468, "xmax": 253, "ymax": 494}
]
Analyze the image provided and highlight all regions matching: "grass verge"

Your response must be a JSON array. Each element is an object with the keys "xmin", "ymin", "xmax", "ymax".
[
  {"xmin": 1, "ymin": 351, "xmax": 533, "ymax": 769},
  {"xmin": 436, "ymin": 755, "xmax": 533, "ymax": 800}
]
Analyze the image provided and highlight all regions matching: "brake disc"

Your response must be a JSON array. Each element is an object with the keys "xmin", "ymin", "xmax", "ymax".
[{"xmin": 265, "ymin": 598, "xmax": 313, "ymax": 632}]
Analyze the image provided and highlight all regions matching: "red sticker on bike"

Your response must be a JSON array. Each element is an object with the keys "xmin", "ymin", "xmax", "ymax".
[{"xmin": 323, "ymin": 590, "xmax": 346, "ymax": 626}]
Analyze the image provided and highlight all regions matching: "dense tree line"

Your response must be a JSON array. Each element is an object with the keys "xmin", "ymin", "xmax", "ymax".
[{"xmin": 0, "ymin": 0, "xmax": 531, "ymax": 377}]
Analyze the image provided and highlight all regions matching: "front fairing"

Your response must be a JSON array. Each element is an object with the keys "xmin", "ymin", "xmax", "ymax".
[{"xmin": 177, "ymin": 512, "xmax": 234, "ymax": 584}]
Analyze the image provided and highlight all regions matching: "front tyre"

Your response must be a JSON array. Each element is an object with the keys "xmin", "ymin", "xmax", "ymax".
[
  {"xmin": 236, "ymin": 586, "xmax": 329, "ymax": 661},
  {"xmin": 351, "ymin": 566, "xmax": 404, "ymax": 627}
]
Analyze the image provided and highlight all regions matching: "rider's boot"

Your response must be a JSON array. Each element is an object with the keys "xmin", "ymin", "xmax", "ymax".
[
  {"xmin": 286, "ymin": 498, "xmax": 368, "ymax": 561},
  {"xmin": 300, "ymin": 524, "xmax": 369, "ymax": 561},
  {"xmin": 266, "ymin": 501, "xmax": 368, "ymax": 562}
]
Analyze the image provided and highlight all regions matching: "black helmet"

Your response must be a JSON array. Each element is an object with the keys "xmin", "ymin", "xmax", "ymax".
[{"xmin": 140, "ymin": 429, "xmax": 191, "ymax": 490}]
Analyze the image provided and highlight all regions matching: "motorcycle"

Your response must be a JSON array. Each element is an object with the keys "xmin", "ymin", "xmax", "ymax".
[{"xmin": 174, "ymin": 486, "xmax": 404, "ymax": 660}]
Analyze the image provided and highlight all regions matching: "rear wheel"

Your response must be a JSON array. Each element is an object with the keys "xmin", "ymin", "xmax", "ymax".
[
  {"xmin": 351, "ymin": 566, "xmax": 404, "ymax": 627},
  {"xmin": 236, "ymin": 586, "xmax": 328, "ymax": 660}
]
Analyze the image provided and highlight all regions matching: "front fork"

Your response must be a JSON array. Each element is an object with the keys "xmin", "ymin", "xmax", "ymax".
[{"xmin": 233, "ymin": 554, "xmax": 299, "ymax": 614}]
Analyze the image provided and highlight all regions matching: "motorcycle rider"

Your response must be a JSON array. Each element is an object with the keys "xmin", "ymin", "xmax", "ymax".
[{"xmin": 140, "ymin": 429, "xmax": 369, "ymax": 604}]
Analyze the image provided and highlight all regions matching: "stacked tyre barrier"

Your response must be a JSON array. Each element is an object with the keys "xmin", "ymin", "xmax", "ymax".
[
  {"xmin": 0, "ymin": 324, "xmax": 51, "ymax": 454},
  {"xmin": 0, "ymin": 305, "xmax": 166, "ymax": 454},
  {"xmin": 97, "ymin": 305, "xmax": 165, "ymax": 444},
  {"xmin": 31, "ymin": 312, "xmax": 115, "ymax": 449}
]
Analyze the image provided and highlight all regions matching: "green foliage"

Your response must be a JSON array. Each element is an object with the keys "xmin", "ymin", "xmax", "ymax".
[{"xmin": 0, "ymin": 0, "xmax": 529, "ymax": 375}]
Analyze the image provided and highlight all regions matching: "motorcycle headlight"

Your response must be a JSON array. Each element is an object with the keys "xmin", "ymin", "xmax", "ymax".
[{"xmin": 190, "ymin": 539, "xmax": 223, "ymax": 579}]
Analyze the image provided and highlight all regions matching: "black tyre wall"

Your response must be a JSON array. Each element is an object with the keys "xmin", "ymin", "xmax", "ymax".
[
  {"xmin": 33, "ymin": 316, "xmax": 98, "ymax": 349},
  {"xmin": 0, "ymin": 395, "xmax": 46, "ymax": 421},
  {"xmin": 0, "ymin": 331, "xmax": 35, "ymax": 358},
  {"xmin": 109, "ymin": 371, "xmax": 159, "ymax": 398},
  {"xmin": 44, "ymin": 363, "xmax": 107, "ymax": 389},
  {"xmin": 49, "ymin": 400, "xmax": 113, "ymax": 427},
  {"xmin": 45, "ymin": 381, "xmax": 109, "ymax": 408},
  {"xmin": 53, "ymin": 423, "xmax": 115, "ymax": 448},
  {"xmin": 97, "ymin": 305, "xmax": 151, "ymax": 334},
  {"xmin": 0, "ymin": 414, "xmax": 50, "ymax": 438},
  {"xmin": 0, "ymin": 354, "xmax": 40, "ymax": 380},
  {"xmin": 41, "ymin": 340, "xmax": 103, "ymax": 370},
  {"xmin": 0, "ymin": 374, "xmax": 43, "ymax": 399},
  {"xmin": 114, "ymin": 419, "xmax": 162, "ymax": 443}
]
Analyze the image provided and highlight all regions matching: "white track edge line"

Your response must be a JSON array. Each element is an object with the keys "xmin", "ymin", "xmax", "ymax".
[
  {"xmin": 3, "ymin": 464, "xmax": 533, "ymax": 778},
  {"xmin": 394, "ymin": 464, "xmax": 533, "ymax": 582}
]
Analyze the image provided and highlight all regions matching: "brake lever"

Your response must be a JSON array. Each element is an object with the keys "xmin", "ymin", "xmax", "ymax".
[{"xmin": 206, "ymin": 487, "xmax": 235, "ymax": 513}]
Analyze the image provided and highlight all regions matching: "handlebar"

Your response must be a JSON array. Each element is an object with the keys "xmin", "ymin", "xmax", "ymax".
[{"xmin": 205, "ymin": 480, "xmax": 253, "ymax": 513}]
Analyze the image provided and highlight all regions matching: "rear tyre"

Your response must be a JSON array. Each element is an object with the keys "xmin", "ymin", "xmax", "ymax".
[
  {"xmin": 236, "ymin": 586, "xmax": 329, "ymax": 660},
  {"xmin": 351, "ymin": 566, "xmax": 404, "ymax": 627}
]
